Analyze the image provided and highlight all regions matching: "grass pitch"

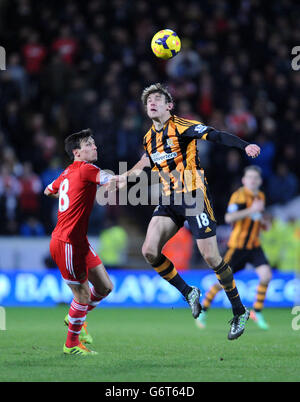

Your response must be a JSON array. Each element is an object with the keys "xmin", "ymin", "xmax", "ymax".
[{"xmin": 0, "ymin": 307, "xmax": 299, "ymax": 382}]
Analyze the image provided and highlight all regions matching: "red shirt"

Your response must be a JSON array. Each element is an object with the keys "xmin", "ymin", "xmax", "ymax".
[
  {"xmin": 52, "ymin": 38, "xmax": 77, "ymax": 64},
  {"xmin": 22, "ymin": 44, "xmax": 47, "ymax": 74},
  {"xmin": 47, "ymin": 161, "xmax": 100, "ymax": 245}
]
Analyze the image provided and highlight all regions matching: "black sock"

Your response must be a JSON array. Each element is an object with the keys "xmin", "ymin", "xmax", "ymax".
[
  {"xmin": 152, "ymin": 255, "xmax": 192, "ymax": 297},
  {"xmin": 169, "ymin": 274, "xmax": 192, "ymax": 298},
  {"xmin": 213, "ymin": 260, "xmax": 245, "ymax": 316}
]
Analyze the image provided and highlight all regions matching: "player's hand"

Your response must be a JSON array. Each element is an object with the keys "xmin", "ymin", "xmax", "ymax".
[
  {"xmin": 107, "ymin": 175, "xmax": 127, "ymax": 192},
  {"xmin": 245, "ymin": 144, "xmax": 261, "ymax": 158},
  {"xmin": 250, "ymin": 199, "xmax": 265, "ymax": 213}
]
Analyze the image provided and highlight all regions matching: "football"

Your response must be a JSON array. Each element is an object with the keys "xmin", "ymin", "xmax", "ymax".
[{"xmin": 151, "ymin": 29, "xmax": 181, "ymax": 60}]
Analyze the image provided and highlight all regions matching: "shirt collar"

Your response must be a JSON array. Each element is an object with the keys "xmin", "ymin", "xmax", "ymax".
[{"xmin": 152, "ymin": 115, "xmax": 173, "ymax": 132}]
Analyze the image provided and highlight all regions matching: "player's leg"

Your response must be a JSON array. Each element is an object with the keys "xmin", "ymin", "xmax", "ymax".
[
  {"xmin": 64, "ymin": 280, "xmax": 93, "ymax": 345},
  {"xmin": 63, "ymin": 263, "xmax": 113, "ymax": 345},
  {"xmin": 251, "ymin": 262, "xmax": 272, "ymax": 329},
  {"xmin": 142, "ymin": 215, "xmax": 184, "ymax": 291},
  {"xmin": 64, "ymin": 280, "xmax": 97, "ymax": 354},
  {"xmin": 68, "ymin": 280, "xmax": 91, "ymax": 304},
  {"xmin": 196, "ymin": 236, "xmax": 245, "ymax": 314},
  {"xmin": 254, "ymin": 264, "xmax": 272, "ymax": 310},
  {"xmin": 185, "ymin": 187, "xmax": 245, "ymax": 315},
  {"xmin": 49, "ymin": 239, "xmax": 97, "ymax": 354},
  {"xmin": 185, "ymin": 182, "xmax": 248, "ymax": 338},
  {"xmin": 247, "ymin": 247, "xmax": 272, "ymax": 329},
  {"xmin": 197, "ymin": 247, "xmax": 247, "ymax": 329},
  {"xmin": 87, "ymin": 262, "xmax": 114, "ymax": 312},
  {"xmin": 196, "ymin": 237, "xmax": 224, "ymax": 326},
  {"xmin": 200, "ymin": 248, "xmax": 235, "ymax": 314},
  {"xmin": 66, "ymin": 248, "xmax": 114, "ymax": 345},
  {"xmin": 196, "ymin": 283, "xmax": 222, "ymax": 328},
  {"xmin": 142, "ymin": 216, "xmax": 178, "ymax": 264},
  {"xmin": 201, "ymin": 283, "xmax": 223, "ymax": 312},
  {"xmin": 196, "ymin": 236, "xmax": 249, "ymax": 339},
  {"xmin": 142, "ymin": 215, "xmax": 201, "ymax": 318}
]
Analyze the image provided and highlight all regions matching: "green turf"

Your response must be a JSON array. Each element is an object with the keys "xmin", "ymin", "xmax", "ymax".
[{"xmin": 0, "ymin": 307, "xmax": 299, "ymax": 382}]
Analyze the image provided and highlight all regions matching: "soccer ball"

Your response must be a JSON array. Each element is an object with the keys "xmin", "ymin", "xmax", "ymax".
[{"xmin": 151, "ymin": 29, "xmax": 181, "ymax": 60}]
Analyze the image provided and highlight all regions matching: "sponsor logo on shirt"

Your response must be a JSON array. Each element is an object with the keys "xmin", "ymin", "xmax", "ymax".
[
  {"xmin": 194, "ymin": 124, "xmax": 208, "ymax": 134},
  {"xmin": 151, "ymin": 151, "xmax": 178, "ymax": 165}
]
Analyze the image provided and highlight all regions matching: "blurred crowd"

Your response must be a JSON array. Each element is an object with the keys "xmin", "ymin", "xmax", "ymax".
[{"xmin": 0, "ymin": 0, "xmax": 299, "ymax": 237}]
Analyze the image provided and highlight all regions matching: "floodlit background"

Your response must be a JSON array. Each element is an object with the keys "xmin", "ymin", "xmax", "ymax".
[{"xmin": 0, "ymin": 0, "xmax": 299, "ymax": 307}]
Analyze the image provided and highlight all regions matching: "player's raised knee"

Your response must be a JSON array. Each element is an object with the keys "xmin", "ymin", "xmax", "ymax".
[
  {"xmin": 200, "ymin": 249, "xmax": 221, "ymax": 268},
  {"xmin": 258, "ymin": 265, "xmax": 272, "ymax": 284},
  {"xmin": 142, "ymin": 244, "xmax": 160, "ymax": 265},
  {"xmin": 104, "ymin": 281, "xmax": 114, "ymax": 296},
  {"xmin": 73, "ymin": 285, "xmax": 91, "ymax": 305},
  {"xmin": 75, "ymin": 293, "xmax": 91, "ymax": 305}
]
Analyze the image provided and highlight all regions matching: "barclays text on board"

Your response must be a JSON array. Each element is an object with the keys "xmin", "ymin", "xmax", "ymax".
[{"xmin": 0, "ymin": 269, "xmax": 298, "ymax": 307}]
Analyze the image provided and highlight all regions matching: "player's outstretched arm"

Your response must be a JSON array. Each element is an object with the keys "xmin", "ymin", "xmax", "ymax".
[
  {"xmin": 124, "ymin": 153, "xmax": 151, "ymax": 178},
  {"xmin": 206, "ymin": 129, "xmax": 261, "ymax": 154},
  {"xmin": 184, "ymin": 124, "xmax": 261, "ymax": 158},
  {"xmin": 107, "ymin": 153, "xmax": 151, "ymax": 191}
]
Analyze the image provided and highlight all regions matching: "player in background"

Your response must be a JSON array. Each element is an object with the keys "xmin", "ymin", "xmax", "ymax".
[
  {"xmin": 44, "ymin": 129, "xmax": 114, "ymax": 356},
  {"xmin": 110, "ymin": 83, "xmax": 261, "ymax": 340},
  {"xmin": 197, "ymin": 165, "xmax": 272, "ymax": 330}
]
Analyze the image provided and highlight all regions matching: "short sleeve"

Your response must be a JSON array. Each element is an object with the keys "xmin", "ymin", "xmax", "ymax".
[
  {"xmin": 99, "ymin": 171, "xmax": 114, "ymax": 185},
  {"xmin": 47, "ymin": 175, "xmax": 63, "ymax": 194},
  {"xmin": 80, "ymin": 163, "xmax": 100, "ymax": 184},
  {"xmin": 227, "ymin": 191, "xmax": 246, "ymax": 212}
]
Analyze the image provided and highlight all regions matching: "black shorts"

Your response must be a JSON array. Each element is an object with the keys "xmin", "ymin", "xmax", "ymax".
[
  {"xmin": 224, "ymin": 246, "xmax": 269, "ymax": 273},
  {"xmin": 152, "ymin": 189, "xmax": 217, "ymax": 239}
]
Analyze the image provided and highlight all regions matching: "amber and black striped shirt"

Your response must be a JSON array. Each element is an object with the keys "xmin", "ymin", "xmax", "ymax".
[
  {"xmin": 143, "ymin": 115, "xmax": 249, "ymax": 196},
  {"xmin": 227, "ymin": 187, "xmax": 265, "ymax": 250},
  {"xmin": 143, "ymin": 115, "xmax": 209, "ymax": 196}
]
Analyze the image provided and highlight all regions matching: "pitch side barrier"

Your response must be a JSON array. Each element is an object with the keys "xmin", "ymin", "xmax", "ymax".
[{"xmin": 0, "ymin": 269, "xmax": 298, "ymax": 307}]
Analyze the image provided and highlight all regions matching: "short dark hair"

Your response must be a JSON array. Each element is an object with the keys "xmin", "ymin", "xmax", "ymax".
[
  {"xmin": 243, "ymin": 165, "xmax": 262, "ymax": 176},
  {"xmin": 64, "ymin": 128, "xmax": 93, "ymax": 160}
]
